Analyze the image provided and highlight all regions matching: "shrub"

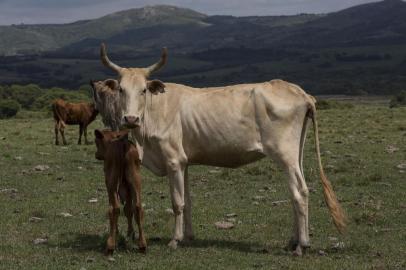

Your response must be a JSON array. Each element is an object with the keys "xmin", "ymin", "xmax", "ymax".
[
  {"xmin": 31, "ymin": 89, "xmax": 90, "ymax": 111},
  {"xmin": 8, "ymin": 84, "xmax": 43, "ymax": 109},
  {"xmin": 389, "ymin": 91, "xmax": 406, "ymax": 108},
  {"xmin": 316, "ymin": 99, "xmax": 354, "ymax": 110},
  {"xmin": 0, "ymin": 99, "xmax": 21, "ymax": 118}
]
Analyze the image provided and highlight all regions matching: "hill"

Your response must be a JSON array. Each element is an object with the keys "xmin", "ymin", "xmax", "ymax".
[
  {"xmin": 0, "ymin": 5, "xmax": 207, "ymax": 56},
  {"xmin": 1, "ymin": 1, "xmax": 406, "ymax": 95}
]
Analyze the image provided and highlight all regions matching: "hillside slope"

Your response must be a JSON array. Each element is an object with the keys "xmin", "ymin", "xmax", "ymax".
[{"xmin": 1, "ymin": 1, "xmax": 406, "ymax": 95}]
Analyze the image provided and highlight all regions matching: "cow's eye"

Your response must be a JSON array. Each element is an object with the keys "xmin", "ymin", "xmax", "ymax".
[
  {"xmin": 141, "ymin": 88, "xmax": 147, "ymax": 95},
  {"xmin": 119, "ymin": 87, "xmax": 123, "ymax": 93}
]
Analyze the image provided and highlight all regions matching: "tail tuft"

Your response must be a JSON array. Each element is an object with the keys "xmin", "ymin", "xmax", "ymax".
[{"xmin": 320, "ymin": 170, "xmax": 347, "ymax": 233}]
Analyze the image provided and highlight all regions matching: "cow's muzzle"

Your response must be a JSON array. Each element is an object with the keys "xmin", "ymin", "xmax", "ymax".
[{"xmin": 123, "ymin": 115, "xmax": 140, "ymax": 128}]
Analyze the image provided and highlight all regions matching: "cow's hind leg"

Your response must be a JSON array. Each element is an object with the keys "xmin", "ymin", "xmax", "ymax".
[
  {"xmin": 167, "ymin": 161, "xmax": 186, "ymax": 249},
  {"xmin": 263, "ymin": 138, "xmax": 309, "ymax": 254},
  {"xmin": 284, "ymin": 162, "xmax": 310, "ymax": 256}
]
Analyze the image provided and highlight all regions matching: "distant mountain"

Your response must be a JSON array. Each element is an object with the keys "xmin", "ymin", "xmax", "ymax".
[
  {"xmin": 0, "ymin": 5, "xmax": 208, "ymax": 56},
  {"xmin": 2, "ymin": 1, "xmax": 406, "ymax": 56},
  {"xmin": 276, "ymin": 0, "xmax": 406, "ymax": 47},
  {"xmin": 1, "ymin": 1, "xmax": 406, "ymax": 96}
]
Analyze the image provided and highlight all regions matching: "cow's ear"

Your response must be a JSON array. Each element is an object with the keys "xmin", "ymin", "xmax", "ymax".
[
  {"xmin": 105, "ymin": 79, "xmax": 119, "ymax": 91},
  {"xmin": 94, "ymin": 129, "xmax": 104, "ymax": 139},
  {"xmin": 147, "ymin": 80, "xmax": 165, "ymax": 95}
]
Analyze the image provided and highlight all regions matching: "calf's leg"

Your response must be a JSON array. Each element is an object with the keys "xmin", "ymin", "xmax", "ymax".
[
  {"xmin": 106, "ymin": 186, "xmax": 120, "ymax": 255},
  {"xmin": 122, "ymin": 186, "xmax": 134, "ymax": 240},
  {"xmin": 127, "ymin": 168, "xmax": 146, "ymax": 252}
]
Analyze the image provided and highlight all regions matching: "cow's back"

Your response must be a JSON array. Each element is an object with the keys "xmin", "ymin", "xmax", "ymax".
[{"xmin": 178, "ymin": 80, "xmax": 313, "ymax": 167}]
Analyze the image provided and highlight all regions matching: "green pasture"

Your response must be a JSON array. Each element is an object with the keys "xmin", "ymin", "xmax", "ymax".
[{"xmin": 0, "ymin": 103, "xmax": 405, "ymax": 269}]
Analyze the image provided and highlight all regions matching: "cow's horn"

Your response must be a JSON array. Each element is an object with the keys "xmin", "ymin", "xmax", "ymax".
[
  {"xmin": 145, "ymin": 47, "xmax": 167, "ymax": 76},
  {"xmin": 100, "ymin": 43, "xmax": 122, "ymax": 73}
]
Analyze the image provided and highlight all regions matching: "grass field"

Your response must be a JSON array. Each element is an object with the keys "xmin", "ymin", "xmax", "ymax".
[{"xmin": 0, "ymin": 103, "xmax": 405, "ymax": 269}]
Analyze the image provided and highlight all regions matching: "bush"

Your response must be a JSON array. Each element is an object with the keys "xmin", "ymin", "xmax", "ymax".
[
  {"xmin": 8, "ymin": 84, "xmax": 43, "ymax": 109},
  {"xmin": 316, "ymin": 99, "xmax": 354, "ymax": 110},
  {"xmin": 389, "ymin": 91, "xmax": 406, "ymax": 108},
  {"xmin": 31, "ymin": 88, "xmax": 90, "ymax": 111},
  {"xmin": 0, "ymin": 99, "xmax": 21, "ymax": 118}
]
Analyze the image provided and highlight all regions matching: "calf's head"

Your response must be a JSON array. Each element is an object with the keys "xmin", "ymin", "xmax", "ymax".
[
  {"xmin": 94, "ymin": 129, "xmax": 129, "ymax": 160},
  {"xmin": 99, "ymin": 43, "xmax": 167, "ymax": 129}
]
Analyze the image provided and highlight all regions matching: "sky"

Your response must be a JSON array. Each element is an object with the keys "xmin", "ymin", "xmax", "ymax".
[{"xmin": 0, "ymin": 0, "xmax": 382, "ymax": 25}]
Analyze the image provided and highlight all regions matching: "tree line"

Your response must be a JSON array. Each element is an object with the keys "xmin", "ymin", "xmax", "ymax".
[{"xmin": 0, "ymin": 84, "xmax": 92, "ymax": 118}]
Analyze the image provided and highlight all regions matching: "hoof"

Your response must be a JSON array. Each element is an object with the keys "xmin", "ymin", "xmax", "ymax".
[
  {"xmin": 107, "ymin": 256, "xmax": 115, "ymax": 262},
  {"xmin": 105, "ymin": 248, "xmax": 114, "ymax": 256},
  {"xmin": 138, "ymin": 246, "xmax": 147, "ymax": 254},
  {"xmin": 184, "ymin": 234, "xmax": 195, "ymax": 242},
  {"xmin": 127, "ymin": 231, "xmax": 135, "ymax": 241},
  {"xmin": 292, "ymin": 245, "xmax": 303, "ymax": 256},
  {"xmin": 168, "ymin": 239, "xmax": 179, "ymax": 250}
]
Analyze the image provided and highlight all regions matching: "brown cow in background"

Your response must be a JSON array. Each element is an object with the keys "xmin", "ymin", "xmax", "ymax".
[
  {"xmin": 52, "ymin": 99, "xmax": 98, "ymax": 145},
  {"xmin": 94, "ymin": 129, "xmax": 147, "ymax": 255}
]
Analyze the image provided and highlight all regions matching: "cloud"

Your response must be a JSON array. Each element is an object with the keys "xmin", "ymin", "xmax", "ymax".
[{"xmin": 0, "ymin": 0, "xmax": 380, "ymax": 25}]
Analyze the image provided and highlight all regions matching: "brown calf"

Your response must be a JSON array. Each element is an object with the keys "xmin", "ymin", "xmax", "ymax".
[
  {"xmin": 94, "ymin": 129, "xmax": 146, "ymax": 254},
  {"xmin": 52, "ymin": 99, "xmax": 98, "ymax": 145}
]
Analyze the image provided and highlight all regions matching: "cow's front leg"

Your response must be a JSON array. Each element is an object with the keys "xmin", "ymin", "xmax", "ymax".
[
  {"xmin": 167, "ymin": 161, "xmax": 185, "ymax": 249},
  {"xmin": 184, "ymin": 166, "xmax": 194, "ymax": 241}
]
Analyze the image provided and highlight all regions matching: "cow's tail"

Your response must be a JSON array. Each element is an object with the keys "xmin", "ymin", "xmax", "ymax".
[
  {"xmin": 308, "ymin": 102, "xmax": 347, "ymax": 233},
  {"xmin": 52, "ymin": 101, "xmax": 66, "ymax": 128}
]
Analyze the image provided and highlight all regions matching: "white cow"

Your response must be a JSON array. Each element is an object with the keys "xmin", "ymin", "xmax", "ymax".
[{"xmin": 95, "ymin": 44, "xmax": 346, "ymax": 256}]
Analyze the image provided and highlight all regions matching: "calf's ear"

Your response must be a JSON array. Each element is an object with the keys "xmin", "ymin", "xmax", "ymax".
[
  {"xmin": 105, "ymin": 79, "xmax": 120, "ymax": 91},
  {"xmin": 94, "ymin": 129, "xmax": 104, "ymax": 139},
  {"xmin": 89, "ymin": 80, "xmax": 98, "ymax": 102},
  {"xmin": 147, "ymin": 80, "xmax": 165, "ymax": 95}
]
